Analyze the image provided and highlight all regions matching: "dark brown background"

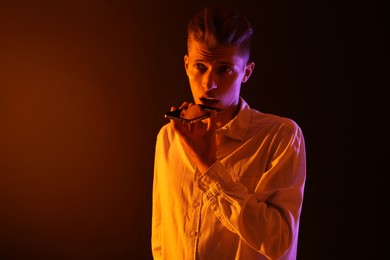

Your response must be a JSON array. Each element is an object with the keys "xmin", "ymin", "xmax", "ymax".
[{"xmin": 0, "ymin": 0, "xmax": 386, "ymax": 259}]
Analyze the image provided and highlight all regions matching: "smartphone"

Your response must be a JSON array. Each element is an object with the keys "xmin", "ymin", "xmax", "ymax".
[{"xmin": 164, "ymin": 104, "xmax": 222, "ymax": 124}]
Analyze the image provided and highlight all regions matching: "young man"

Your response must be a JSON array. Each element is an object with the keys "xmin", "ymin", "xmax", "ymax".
[{"xmin": 151, "ymin": 6, "xmax": 306, "ymax": 260}]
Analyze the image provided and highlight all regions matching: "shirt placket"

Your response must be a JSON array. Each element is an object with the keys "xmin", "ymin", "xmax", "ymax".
[{"xmin": 189, "ymin": 174, "xmax": 203, "ymax": 260}]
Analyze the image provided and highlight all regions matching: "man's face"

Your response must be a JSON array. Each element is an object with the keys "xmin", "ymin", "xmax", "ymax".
[{"xmin": 184, "ymin": 39, "xmax": 254, "ymax": 114}]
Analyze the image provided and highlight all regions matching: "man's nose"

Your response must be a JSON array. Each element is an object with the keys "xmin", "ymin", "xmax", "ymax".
[{"xmin": 202, "ymin": 71, "xmax": 217, "ymax": 90}]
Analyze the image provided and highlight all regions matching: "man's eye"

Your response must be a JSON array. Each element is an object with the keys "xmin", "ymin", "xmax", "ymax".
[
  {"xmin": 219, "ymin": 66, "xmax": 232, "ymax": 73},
  {"xmin": 194, "ymin": 64, "xmax": 206, "ymax": 71}
]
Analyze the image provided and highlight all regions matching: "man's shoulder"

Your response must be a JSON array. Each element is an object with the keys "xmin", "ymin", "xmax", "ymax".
[
  {"xmin": 156, "ymin": 123, "xmax": 176, "ymax": 143},
  {"xmin": 157, "ymin": 122, "xmax": 172, "ymax": 135},
  {"xmin": 247, "ymin": 109, "xmax": 303, "ymax": 135}
]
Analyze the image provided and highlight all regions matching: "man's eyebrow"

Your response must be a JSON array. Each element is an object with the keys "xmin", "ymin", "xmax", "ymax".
[
  {"xmin": 191, "ymin": 57, "xmax": 234, "ymax": 65},
  {"xmin": 218, "ymin": 61, "xmax": 234, "ymax": 65},
  {"xmin": 192, "ymin": 58, "xmax": 205, "ymax": 62}
]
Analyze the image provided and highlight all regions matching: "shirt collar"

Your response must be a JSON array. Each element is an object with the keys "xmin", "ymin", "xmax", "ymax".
[{"xmin": 216, "ymin": 97, "xmax": 251, "ymax": 141}]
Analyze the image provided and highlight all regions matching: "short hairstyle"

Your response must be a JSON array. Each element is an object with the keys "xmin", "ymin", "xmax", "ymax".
[{"xmin": 187, "ymin": 6, "xmax": 254, "ymax": 60}]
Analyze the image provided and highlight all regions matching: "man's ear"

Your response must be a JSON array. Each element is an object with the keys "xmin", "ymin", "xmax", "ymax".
[
  {"xmin": 184, "ymin": 55, "xmax": 189, "ymax": 75},
  {"xmin": 242, "ymin": 61, "xmax": 255, "ymax": 83}
]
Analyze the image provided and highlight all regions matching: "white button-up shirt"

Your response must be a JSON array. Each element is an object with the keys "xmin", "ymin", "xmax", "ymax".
[{"xmin": 152, "ymin": 98, "xmax": 306, "ymax": 260}]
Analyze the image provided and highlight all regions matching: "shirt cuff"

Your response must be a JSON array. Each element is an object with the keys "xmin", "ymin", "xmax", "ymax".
[{"xmin": 197, "ymin": 161, "xmax": 234, "ymax": 197}]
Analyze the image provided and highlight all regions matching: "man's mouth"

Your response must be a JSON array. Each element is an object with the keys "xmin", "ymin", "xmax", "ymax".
[{"xmin": 200, "ymin": 96, "xmax": 219, "ymax": 106}]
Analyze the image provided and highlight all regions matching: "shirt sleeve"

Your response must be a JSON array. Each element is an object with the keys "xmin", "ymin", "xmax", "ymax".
[
  {"xmin": 197, "ymin": 122, "xmax": 306, "ymax": 259},
  {"xmin": 151, "ymin": 137, "xmax": 163, "ymax": 260}
]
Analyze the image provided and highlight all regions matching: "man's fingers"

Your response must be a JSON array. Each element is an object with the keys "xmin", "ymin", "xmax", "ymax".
[
  {"xmin": 179, "ymin": 101, "xmax": 189, "ymax": 109},
  {"xmin": 207, "ymin": 110, "xmax": 217, "ymax": 132}
]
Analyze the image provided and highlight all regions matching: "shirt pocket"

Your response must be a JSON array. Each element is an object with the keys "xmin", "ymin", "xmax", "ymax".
[{"xmin": 231, "ymin": 161, "xmax": 263, "ymax": 193}]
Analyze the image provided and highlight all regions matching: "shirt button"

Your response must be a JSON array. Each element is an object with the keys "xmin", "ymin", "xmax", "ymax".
[
  {"xmin": 191, "ymin": 231, "xmax": 198, "ymax": 237},
  {"xmin": 193, "ymin": 201, "xmax": 200, "ymax": 208}
]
